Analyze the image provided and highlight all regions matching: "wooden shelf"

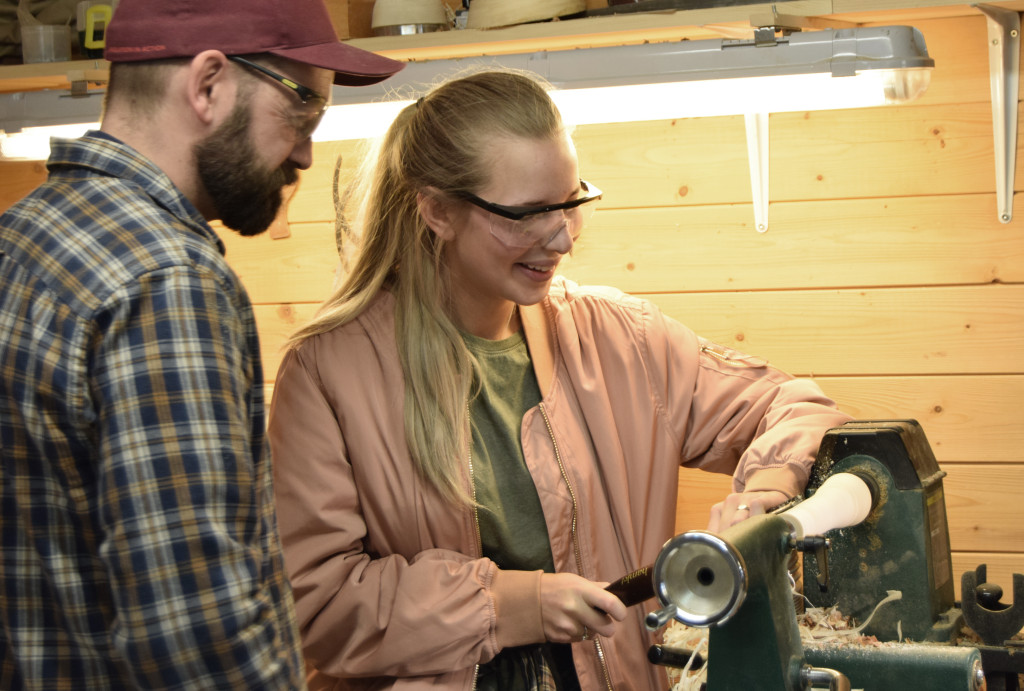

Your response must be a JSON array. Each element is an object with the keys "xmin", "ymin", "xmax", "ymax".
[
  {"xmin": 0, "ymin": 59, "xmax": 109, "ymax": 94},
  {"xmin": 345, "ymin": 2, "xmax": 828, "ymax": 61}
]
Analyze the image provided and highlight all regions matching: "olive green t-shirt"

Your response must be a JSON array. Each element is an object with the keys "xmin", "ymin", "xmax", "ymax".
[
  {"xmin": 463, "ymin": 329, "xmax": 553, "ymax": 573},
  {"xmin": 462, "ymin": 330, "xmax": 579, "ymax": 691}
]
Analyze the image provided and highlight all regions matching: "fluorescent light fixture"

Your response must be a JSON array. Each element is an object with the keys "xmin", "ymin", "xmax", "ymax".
[
  {"xmin": 315, "ymin": 25, "xmax": 933, "ymax": 141},
  {"xmin": 314, "ymin": 100, "xmax": 410, "ymax": 143},
  {"xmin": 0, "ymin": 122, "xmax": 97, "ymax": 160},
  {"xmin": 551, "ymin": 69, "xmax": 929, "ymax": 125},
  {"xmin": 0, "ymin": 25, "xmax": 933, "ymax": 157}
]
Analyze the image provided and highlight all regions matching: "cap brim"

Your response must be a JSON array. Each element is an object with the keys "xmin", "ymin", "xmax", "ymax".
[{"xmin": 270, "ymin": 42, "xmax": 404, "ymax": 86}]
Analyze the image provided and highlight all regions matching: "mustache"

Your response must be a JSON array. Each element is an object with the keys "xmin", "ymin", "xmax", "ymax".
[{"xmin": 281, "ymin": 165, "xmax": 299, "ymax": 188}]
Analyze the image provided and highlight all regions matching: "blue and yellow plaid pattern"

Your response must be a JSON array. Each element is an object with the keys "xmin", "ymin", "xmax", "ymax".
[{"xmin": 0, "ymin": 133, "xmax": 305, "ymax": 689}]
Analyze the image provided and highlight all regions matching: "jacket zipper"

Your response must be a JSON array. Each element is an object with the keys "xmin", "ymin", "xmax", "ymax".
[
  {"xmin": 466, "ymin": 404, "xmax": 482, "ymax": 691},
  {"xmin": 700, "ymin": 342, "xmax": 730, "ymax": 362},
  {"xmin": 539, "ymin": 403, "xmax": 614, "ymax": 691}
]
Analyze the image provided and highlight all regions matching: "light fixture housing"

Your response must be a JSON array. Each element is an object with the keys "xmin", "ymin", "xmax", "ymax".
[
  {"xmin": 316, "ymin": 25, "xmax": 933, "ymax": 139},
  {"xmin": 549, "ymin": 25, "xmax": 933, "ymax": 125},
  {"xmin": 0, "ymin": 25, "xmax": 933, "ymax": 158}
]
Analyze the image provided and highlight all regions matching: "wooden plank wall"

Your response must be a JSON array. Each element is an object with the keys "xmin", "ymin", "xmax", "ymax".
[{"xmin": 0, "ymin": 13, "xmax": 1021, "ymax": 600}]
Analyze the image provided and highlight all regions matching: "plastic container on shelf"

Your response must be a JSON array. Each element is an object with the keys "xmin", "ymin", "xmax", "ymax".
[{"xmin": 21, "ymin": 24, "xmax": 72, "ymax": 64}]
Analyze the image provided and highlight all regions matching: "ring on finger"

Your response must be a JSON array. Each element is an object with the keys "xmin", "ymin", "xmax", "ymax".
[{"xmin": 736, "ymin": 504, "xmax": 749, "ymax": 512}]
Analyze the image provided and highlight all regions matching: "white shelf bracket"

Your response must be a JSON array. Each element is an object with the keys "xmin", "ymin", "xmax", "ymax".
[
  {"xmin": 976, "ymin": 4, "xmax": 1020, "ymax": 224},
  {"xmin": 744, "ymin": 112, "xmax": 770, "ymax": 233}
]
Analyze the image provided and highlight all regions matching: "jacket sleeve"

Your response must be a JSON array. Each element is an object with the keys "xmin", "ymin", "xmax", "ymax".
[
  {"xmin": 93, "ymin": 268, "xmax": 306, "ymax": 690},
  {"xmin": 646, "ymin": 303, "xmax": 852, "ymax": 498},
  {"xmin": 268, "ymin": 346, "xmax": 545, "ymax": 680}
]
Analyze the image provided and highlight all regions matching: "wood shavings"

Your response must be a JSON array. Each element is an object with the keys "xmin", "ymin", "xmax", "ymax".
[
  {"xmin": 796, "ymin": 605, "xmax": 881, "ymax": 647},
  {"xmin": 661, "ymin": 622, "xmax": 708, "ymax": 691},
  {"xmin": 797, "ymin": 590, "xmax": 902, "ymax": 646}
]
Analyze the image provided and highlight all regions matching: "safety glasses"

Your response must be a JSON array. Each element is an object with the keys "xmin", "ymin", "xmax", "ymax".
[
  {"xmin": 459, "ymin": 180, "xmax": 603, "ymax": 249},
  {"xmin": 228, "ymin": 55, "xmax": 329, "ymax": 139}
]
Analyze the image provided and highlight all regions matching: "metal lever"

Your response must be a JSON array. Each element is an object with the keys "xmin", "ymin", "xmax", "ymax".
[
  {"xmin": 801, "ymin": 665, "xmax": 851, "ymax": 691},
  {"xmin": 647, "ymin": 644, "xmax": 706, "ymax": 670},
  {"xmin": 644, "ymin": 604, "xmax": 676, "ymax": 631},
  {"xmin": 796, "ymin": 536, "xmax": 831, "ymax": 592}
]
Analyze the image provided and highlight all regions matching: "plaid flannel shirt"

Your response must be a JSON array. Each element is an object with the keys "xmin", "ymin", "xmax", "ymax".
[{"xmin": 0, "ymin": 133, "xmax": 305, "ymax": 689}]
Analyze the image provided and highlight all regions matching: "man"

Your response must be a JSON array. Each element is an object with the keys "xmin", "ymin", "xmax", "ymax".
[{"xmin": 0, "ymin": 0, "xmax": 402, "ymax": 687}]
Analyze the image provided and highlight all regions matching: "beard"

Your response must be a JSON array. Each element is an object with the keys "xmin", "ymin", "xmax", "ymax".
[{"xmin": 194, "ymin": 102, "xmax": 299, "ymax": 237}]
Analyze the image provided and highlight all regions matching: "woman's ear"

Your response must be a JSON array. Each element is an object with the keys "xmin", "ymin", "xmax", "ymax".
[{"xmin": 417, "ymin": 187, "xmax": 458, "ymax": 242}]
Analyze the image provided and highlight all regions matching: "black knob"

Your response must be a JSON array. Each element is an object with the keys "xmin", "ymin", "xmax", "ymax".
[{"xmin": 976, "ymin": 582, "xmax": 1009, "ymax": 611}]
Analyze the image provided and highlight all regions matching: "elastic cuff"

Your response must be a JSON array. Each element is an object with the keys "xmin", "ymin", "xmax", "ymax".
[
  {"xmin": 491, "ymin": 569, "xmax": 544, "ymax": 649},
  {"xmin": 741, "ymin": 465, "xmax": 805, "ymax": 500}
]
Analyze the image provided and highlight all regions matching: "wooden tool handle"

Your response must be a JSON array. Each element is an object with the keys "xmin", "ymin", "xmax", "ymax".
[{"xmin": 605, "ymin": 564, "xmax": 655, "ymax": 607}]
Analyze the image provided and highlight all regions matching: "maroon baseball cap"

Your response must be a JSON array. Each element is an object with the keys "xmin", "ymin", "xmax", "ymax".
[{"xmin": 104, "ymin": 0, "xmax": 404, "ymax": 86}]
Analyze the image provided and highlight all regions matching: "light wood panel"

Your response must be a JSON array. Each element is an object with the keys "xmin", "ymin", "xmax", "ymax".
[
  {"xmin": 0, "ymin": 160, "xmax": 47, "ymax": 212},
  {"xmin": 767, "ymin": 104, "xmax": 1005, "ymax": 201},
  {"xmin": 951, "ymin": 553, "xmax": 1024, "ymax": 602},
  {"xmin": 257, "ymin": 287, "xmax": 1024, "ymax": 379},
  {"xmin": 216, "ymin": 223, "xmax": 340, "ymax": 305},
  {"xmin": 254, "ymin": 285, "xmax": 1024, "ymax": 380},
  {"xmin": 281, "ymin": 139, "xmax": 370, "ymax": 225},
  {"xmin": 254, "ymin": 303, "xmax": 323, "ymax": 381},
  {"xmin": 813, "ymin": 375, "xmax": 1024, "ymax": 463},
  {"xmin": 942, "ymin": 463, "xmax": 1024, "ymax": 551},
  {"xmin": 642, "ymin": 285, "xmax": 1024, "ymax": 376},
  {"xmin": 570, "ymin": 194, "xmax": 1024, "ymax": 293},
  {"xmin": 217, "ymin": 191, "xmax": 1024, "ymax": 306},
  {"xmin": 572, "ymin": 102, "xmax": 1011, "ymax": 210}
]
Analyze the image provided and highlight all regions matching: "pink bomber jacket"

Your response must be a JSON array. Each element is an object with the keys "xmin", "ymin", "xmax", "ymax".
[{"xmin": 267, "ymin": 277, "xmax": 852, "ymax": 691}]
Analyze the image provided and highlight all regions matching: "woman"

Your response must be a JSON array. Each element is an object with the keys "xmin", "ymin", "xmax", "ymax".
[{"xmin": 268, "ymin": 70, "xmax": 851, "ymax": 691}]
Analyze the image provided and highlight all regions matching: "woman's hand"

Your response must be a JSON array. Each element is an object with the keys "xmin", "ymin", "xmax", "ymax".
[
  {"xmin": 707, "ymin": 490, "xmax": 790, "ymax": 533},
  {"xmin": 539, "ymin": 573, "xmax": 628, "ymax": 643}
]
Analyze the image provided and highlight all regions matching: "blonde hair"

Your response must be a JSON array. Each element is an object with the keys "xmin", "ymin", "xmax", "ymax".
[{"xmin": 288, "ymin": 70, "xmax": 565, "ymax": 505}]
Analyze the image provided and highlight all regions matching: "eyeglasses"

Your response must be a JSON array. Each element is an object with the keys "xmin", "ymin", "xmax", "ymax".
[
  {"xmin": 227, "ymin": 55, "xmax": 330, "ymax": 139},
  {"xmin": 459, "ymin": 180, "xmax": 603, "ymax": 249}
]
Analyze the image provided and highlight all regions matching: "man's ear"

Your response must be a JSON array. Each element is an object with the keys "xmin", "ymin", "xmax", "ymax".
[
  {"xmin": 417, "ymin": 187, "xmax": 459, "ymax": 241},
  {"xmin": 185, "ymin": 50, "xmax": 233, "ymax": 126}
]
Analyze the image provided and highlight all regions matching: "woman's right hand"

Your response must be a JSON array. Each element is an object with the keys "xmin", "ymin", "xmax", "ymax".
[{"xmin": 539, "ymin": 573, "xmax": 628, "ymax": 643}]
